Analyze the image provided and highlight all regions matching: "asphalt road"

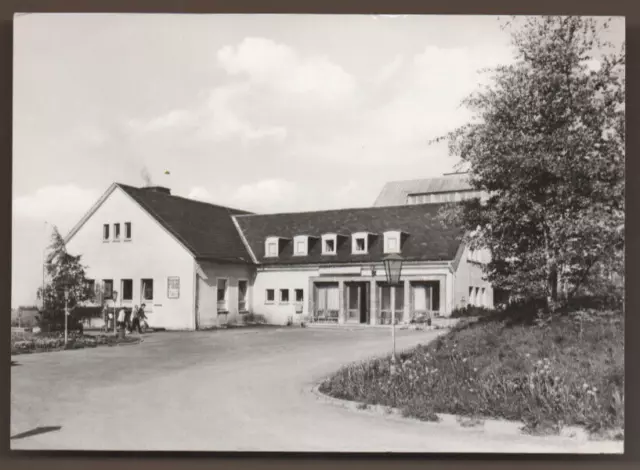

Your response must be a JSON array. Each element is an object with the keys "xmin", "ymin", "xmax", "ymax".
[{"xmin": 11, "ymin": 327, "xmax": 622, "ymax": 453}]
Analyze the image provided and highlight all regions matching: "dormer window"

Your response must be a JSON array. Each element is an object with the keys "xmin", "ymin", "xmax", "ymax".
[
  {"xmin": 351, "ymin": 232, "xmax": 372, "ymax": 255},
  {"xmin": 293, "ymin": 235, "xmax": 309, "ymax": 256},
  {"xmin": 322, "ymin": 234, "xmax": 338, "ymax": 255},
  {"xmin": 384, "ymin": 231, "xmax": 404, "ymax": 254},
  {"xmin": 264, "ymin": 236, "xmax": 291, "ymax": 258},
  {"xmin": 265, "ymin": 236, "xmax": 281, "ymax": 258}
]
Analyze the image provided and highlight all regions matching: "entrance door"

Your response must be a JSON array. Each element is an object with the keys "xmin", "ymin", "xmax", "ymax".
[
  {"xmin": 315, "ymin": 283, "xmax": 340, "ymax": 322},
  {"xmin": 346, "ymin": 282, "xmax": 368, "ymax": 324}
]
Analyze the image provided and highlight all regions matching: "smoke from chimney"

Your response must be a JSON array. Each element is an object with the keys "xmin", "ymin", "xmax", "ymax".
[{"xmin": 140, "ymin": 167, "xmax": 153, "ymax": 187}]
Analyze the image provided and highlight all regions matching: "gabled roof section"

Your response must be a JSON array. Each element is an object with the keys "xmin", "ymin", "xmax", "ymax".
[
  {"xmin": 374, "ymin": 173, "xmax": 473, "ymax": 207},
  {"xmin": 234, "ymin": 203, "xmax": 464, "ymax": 265},
  {"xmin": 65, "ymin": 183, "xmax": 255, "ymax": 263},
  {"xmin": 117, "ymin": 184, "xmax": 254, "ymax": 262}
]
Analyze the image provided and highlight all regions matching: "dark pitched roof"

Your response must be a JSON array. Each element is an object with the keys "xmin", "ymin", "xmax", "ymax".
[
  {"xmin": 234, "ymin": 203, "xmax": 464, "ymax": 265},
  {"xmin": 117, "ymin": 184, "xmax": 254, "ymax": 263},
  {"xmin": 374, "ymin": 173, "xmax": 473, "ymax": 206}
]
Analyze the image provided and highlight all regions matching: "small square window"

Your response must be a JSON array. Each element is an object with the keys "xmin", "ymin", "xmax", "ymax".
[
  {"xmin": 280, "ymin": 289, "xmax": 289, "ymax": 303},
  {"xmin": 388, "ymin": 237, "xmax": 398, "ymax": 251},
  {"xmin": 266, "ymin": 289, "xmax": 275, "ymax": 303},
  {"xmin": 295, "ymin": 240, "xmax": 306, "ymax": 254},
  {"xmin": 355, "ymin": 237, "xmax": 366, "ymax": 253},
  {"xmin": 324, "ymin": 239, "xmax": 335, "ymax": 253}
]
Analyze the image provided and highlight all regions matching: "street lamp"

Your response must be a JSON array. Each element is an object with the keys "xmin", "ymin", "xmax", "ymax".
[
  {"xmin": 63, "ymin": 287, "xmax": 70, "ymax": 346},
  {"xmin": 382, "ymin": 253, "xmax": 404, "ymax": 366}
]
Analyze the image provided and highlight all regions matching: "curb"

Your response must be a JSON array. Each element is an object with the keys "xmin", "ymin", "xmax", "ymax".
[{"xmin": 309, "ymin": 384, "xmax": 607, "ymax": 445}]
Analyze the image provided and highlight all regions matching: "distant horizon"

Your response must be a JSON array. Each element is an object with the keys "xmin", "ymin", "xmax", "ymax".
[{"xmin": 12, "ymin": 14, "xmax": 625, "ymax": 307}]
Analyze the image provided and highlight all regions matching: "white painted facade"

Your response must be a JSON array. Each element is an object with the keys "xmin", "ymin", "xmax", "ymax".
[
  {"xmin": 66, "ymin": 186, "xmax": 197, "ymax": 330},
  {"xmin": 195, "ymin": 260, "xmax": 254, "ymax": 328},
  {"xmin": 248, "ymin": 257, "xmax": 488, "ymax": 325},
  {"xmin": 63, "ymin": 183, "xmax": 494, "ymax": 330},
  {"xmin": 453, "ymin": 247, "xmax": 494, "ymax": 309}
]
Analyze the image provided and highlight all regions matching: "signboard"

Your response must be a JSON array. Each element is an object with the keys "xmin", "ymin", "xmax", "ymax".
[
  {"xmin": 318, "ymin": 266, "xmax": 362, "ymax": 276},
  {"xmin": 167, "ymin": 277, "xmax": 180, "ymax": 299}
]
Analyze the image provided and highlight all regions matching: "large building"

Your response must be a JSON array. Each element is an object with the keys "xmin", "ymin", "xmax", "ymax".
[
  {"xmin": 374, "ymin": 171, "xmax": 486, "ymax": 207},
  {"xmin": 63, "ymin": 180, "xmax": 493, "ymax": 330}
]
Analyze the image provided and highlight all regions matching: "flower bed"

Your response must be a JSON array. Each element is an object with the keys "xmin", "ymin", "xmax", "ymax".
[
  {"xmin": 11, "ymin": 331, "xmax": 140, "ymax": 355},
  {"xmin": 319, "ymin": 309, "xmax": 624, "ymax": 438}
]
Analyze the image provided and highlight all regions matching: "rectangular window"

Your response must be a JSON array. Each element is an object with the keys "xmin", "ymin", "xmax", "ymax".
[
  {"xmin": 267, "ymin": 242, "xmax": 278, "ymax": 257},
  {"xmin": 266, "ymin": 289, "xmax": 275, "ymax": 304},
  {"xmin": 469, "ymin": 287, "xmax": 474, "ymax": 305},
  {"xmin": 217, "ymin": 279, "xmax": 228, "ymax": 311},
  {"xmin": 238, "ymin": 280, "xmax": 248, "ymax": 312},
  {"xmin": 142, "ymin": 279, "xmax": 154, "ymax": 301},
  {"xmin": 84, "ymin": 279, "xmax": 96, "ymax": 299},
  {"xmin": 113, "ymin": 223, "xmax": 121, "ymax": 240},
  {"xmin": 103, "ymin": 279, "xmax": 114, "ymax": 299},
  {"xmin": 295, "ymin": 240, "xmax": 305, "ymax": 254},
  {"xmin": 387, "ymin": 237, "xmax": 398, "ymax": 252},
  {"xmin": 121, "ymin": 279, "xmax": 133, "ymax": 301},
  {"xmin": 125, "ymin": 222, "xmax": 132, "ymax": 240},
  {"xmin": 394, "ymin": 285, "xmax": 405, "ymax": 312},
  {"xmin": 381, "ymin": 286, "xmax": 391, "ymax": 312},
  {"xmin": 103, "ymin": 224, "xmax": 110, "ymax": 241},
  {"xmin": 355, "ymin": 237, "xmax": 366, "ymax": 253},
  {"xmin": 295, "ymin": 289, "xmax": 304, "ymax": 303},
  {"xmin": 324, "ymin": 239, "xmax": 335, "ymax": 253},
  {"xmin": 280, "ymin": 289, "xmax": 289, "ymax": 304}
]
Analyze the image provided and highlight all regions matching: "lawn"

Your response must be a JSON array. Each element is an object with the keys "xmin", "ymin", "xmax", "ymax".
[
  {"xmin": 11, "ymin": 331, "xmax": 140, "ymax": 355},
  {"xmin": 319, "ymin": 307, "xmax": 624, "ymax": 438}
]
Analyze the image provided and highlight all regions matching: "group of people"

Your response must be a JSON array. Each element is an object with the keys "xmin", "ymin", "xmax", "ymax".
[{"xmin": 104, "ymin": 304, "xmax": 147, "ymax": 334}]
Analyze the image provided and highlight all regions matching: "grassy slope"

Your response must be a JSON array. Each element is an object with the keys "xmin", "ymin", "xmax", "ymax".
[{"xmin": 319, "ymin": 310, "xmax": 624, "ymax": 436}]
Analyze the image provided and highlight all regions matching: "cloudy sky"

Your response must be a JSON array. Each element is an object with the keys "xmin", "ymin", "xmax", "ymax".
[{"xmin": 12, "ymin": 14, "xmax": 624, "ymax": 307}]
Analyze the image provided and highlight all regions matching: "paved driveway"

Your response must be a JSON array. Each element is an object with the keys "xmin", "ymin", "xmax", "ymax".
[{"xmin": 11, "ymin": 327, "xmax": 621, "ymax": 453}]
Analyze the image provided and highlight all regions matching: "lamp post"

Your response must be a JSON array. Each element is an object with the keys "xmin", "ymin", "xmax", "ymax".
[
  {"xmin": 63, "ymin": 287, "xmax": 69, "ymax": 346},
  {"xmin": 382, "ymin": 253, "xmax": 404, "ymax": 366}
]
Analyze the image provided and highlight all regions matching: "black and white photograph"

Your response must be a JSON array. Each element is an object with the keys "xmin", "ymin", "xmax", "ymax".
[{"xmin": 11, "ymin": 13, "xmax": 625, "ymax": 453}]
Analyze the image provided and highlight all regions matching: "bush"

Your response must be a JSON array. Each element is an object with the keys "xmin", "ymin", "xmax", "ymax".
[
  {"xmin": 450, "ymin": 305, "xmax": 495, "ymax": 319},
  {"xmin": 320, "ymin": 307, "xmax": 624, "ymax": 436},
  {"xmin": 242, "ymin": 312, "xmax": 267, "ymax": 325},
  {"xmin": 10, "ymin": 331, "xmax": 140, "ymax": 355}
]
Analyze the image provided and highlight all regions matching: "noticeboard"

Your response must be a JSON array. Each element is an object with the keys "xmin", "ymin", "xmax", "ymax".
[{"xmin": 167, "ymin": 277, "xmax": 180, "ymax": 299}]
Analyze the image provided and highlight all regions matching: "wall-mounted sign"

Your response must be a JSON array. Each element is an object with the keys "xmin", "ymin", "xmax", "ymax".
[{"xmin": 167, "ymin": 277, "xmax": 180, "ymax": 299}]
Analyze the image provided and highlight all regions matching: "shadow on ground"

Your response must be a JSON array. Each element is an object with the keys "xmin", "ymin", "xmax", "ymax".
[
  {"xmin": 11, "ymin": 426, "xmax": 62, "ymax": 440},
  {"xmin": 11, "ymin": 361, "xmax": 21, "ymax": 367}
]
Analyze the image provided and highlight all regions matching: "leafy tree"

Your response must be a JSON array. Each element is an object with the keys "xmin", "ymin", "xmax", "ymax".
[
  {"xmin": 436, "ymin": 17, "xmax": 625, "ymax": 310},
  {"xmin": 37, "ymin": 226, "xmax": 95, "ymax": 329}
]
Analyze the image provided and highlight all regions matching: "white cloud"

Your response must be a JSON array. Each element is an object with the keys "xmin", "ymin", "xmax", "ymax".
[
  {"xmin": 196, "ymin": 85, "xmax": 288, "ymax": 143},
  {"xmin": 583, "ymin": 58, "xmax": 601, "ymax": 72},
  {"xmin": 217, "ymin": 37, "xmax": 356, "ymax": 104},
  {"xmin": 231, "ymin": 179, "xmax": 300, "ymax": 213},
  {"xmin": 13, "ymin": 185, "xmax": 100, "ymax": 222},
  {"xmin": 187, "ymin": 186, "xmax": 214, "ymax": 202}
]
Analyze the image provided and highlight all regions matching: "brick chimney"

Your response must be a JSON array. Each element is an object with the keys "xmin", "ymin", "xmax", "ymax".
[{"xmin": 143, "ymin": 186, "xmax": 171, "ymax": 195}]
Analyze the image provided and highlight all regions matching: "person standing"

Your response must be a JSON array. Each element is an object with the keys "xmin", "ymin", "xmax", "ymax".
[
  {"xmin": 117, "ymin": 307, "xmax": 126, "ymax": 335},
  {"xmin": 130, "ymin": 305, "xmax": 140, "ymax": 334}
]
